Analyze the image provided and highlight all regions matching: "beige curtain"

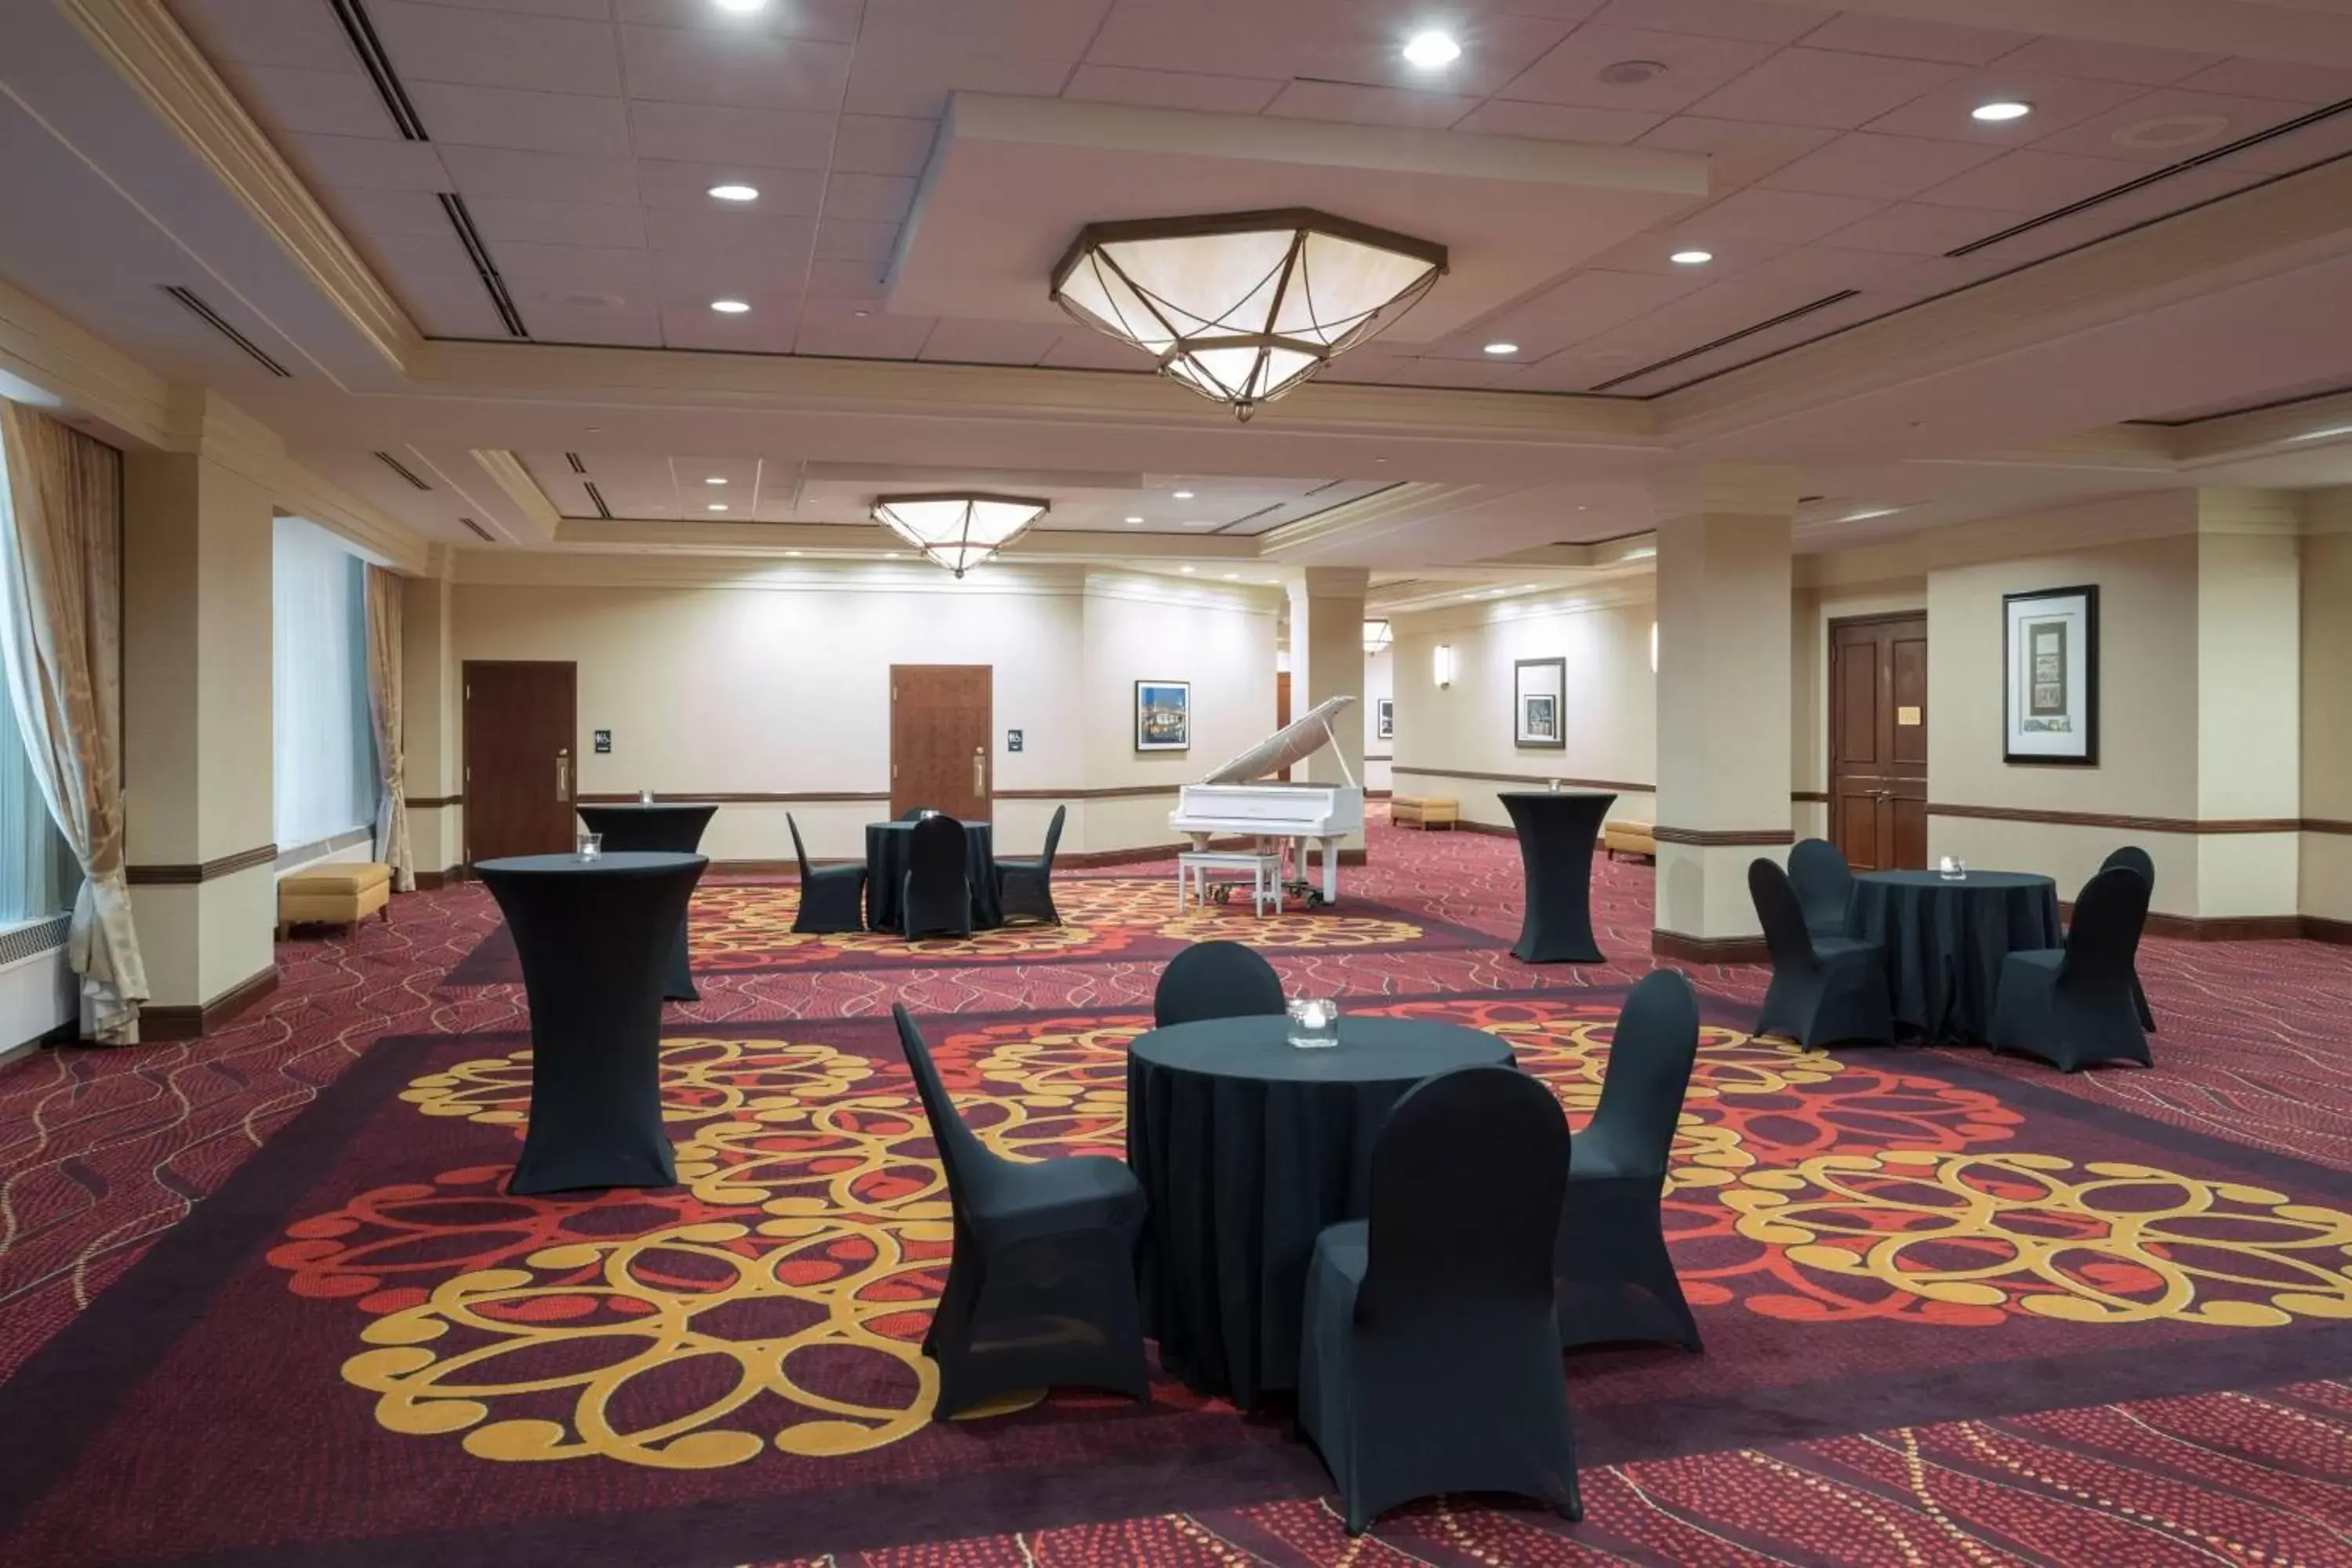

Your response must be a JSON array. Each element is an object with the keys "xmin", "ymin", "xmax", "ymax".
[
  {"xmin": 0, "ymin": 401, "xmax": 146, "ymax": 1044},
  {"xmin": 363, "ymin": 565, "xmax": 413, "ymax": 891}
]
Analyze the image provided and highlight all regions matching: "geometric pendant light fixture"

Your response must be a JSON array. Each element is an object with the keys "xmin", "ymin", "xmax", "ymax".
[
  {"xmin": 871, "ymin": 492, "xmax": 1049, "ymax": 578},
  {"xmin": 1050, "ymin": 208, "xmax": 1448, "ymax": 422}
]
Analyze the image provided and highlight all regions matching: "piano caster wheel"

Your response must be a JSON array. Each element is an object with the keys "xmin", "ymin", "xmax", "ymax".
[{"xmin": 1211, "ymin": 884, "xmax": 1233, "ymax": 905}]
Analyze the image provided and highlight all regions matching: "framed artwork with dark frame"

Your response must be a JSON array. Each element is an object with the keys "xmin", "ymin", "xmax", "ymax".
[
  {"xmin": 1513, "ymin": 657, "xmax": 1566, "ymax": 750},
  {"xmin": 2002, "ymin": 586, "xmax": 2098, "ymax": 765},
  {"xmin": 1134, "ymin": 679, "xmax": 1191, "ymax": 752},
  {"xmin": 1374, "ymin": 698, "xmax": 1394, "ymax": 742}
]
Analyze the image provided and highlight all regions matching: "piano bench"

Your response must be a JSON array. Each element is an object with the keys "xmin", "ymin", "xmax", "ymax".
[
  {"xmin": 1177, "ymin": 851, "xmax": 1285, "ymax": 918},
  {"xmin": 1391, "ymin": 794, "xmax": 1458, "ymax": 829}
]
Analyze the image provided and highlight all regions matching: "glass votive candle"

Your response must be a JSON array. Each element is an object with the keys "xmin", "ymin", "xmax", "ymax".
[
  {"xmin": 1286, "ymin": 996, "xmax": 1339, "ymax": 1049},
  {"xmin": 639, "ymin": 788, "xmax": 654, "ymax": 803},
  {"xmin": 576, "ymin": 832, "xmax": 603, "ymax": 862},
  {"xmin": 1938, "ymin": 855, "xmax": 1965, "ymax": 881}
]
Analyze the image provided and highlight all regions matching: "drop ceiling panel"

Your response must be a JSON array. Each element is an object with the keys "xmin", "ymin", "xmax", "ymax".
[
  {"xmin": 1791, "ymin": 13, "xmax": 2031, "ymax": 67},
  {"xmin": 1499, "ymin": 24, "xmax": 1777, "ymax": 113},
  {"xmin": 1631, "ymin": 114, "xmax": 1838, "ymax": 190},
  {"xmin": 830, "ymin": 114, "xmax": 942, "ymax": 176},
  {"xmin": 2029, "ymin": 89, "xmax": 2326, "ymax": 165},
  {"xmin": 366, "ymin": 1, "xmax": 623, "ymax": 94},
  {"xmin": 1990, "ymin": 36, "xmax": 2220, "ymax": 88},
  {"xmin": 1863, "ymin": 71, "xmax": 2150, "ymax": 143},
  {"xmin": 842, "ymin": 45, "xmax": 1074, "ymax": 120},
  {"xmin": 1588, "ymin": 0, "xmax": 1831, "ymax": 48},
  {"xmin": 466, "ymin": 197, "xmax": 651, "ymax": 249},
  {"xmin": 437, "ymin": 145, "xmax": 638, "ymax": 204},
  {"xmin": 612, "ymin": 0, "xmax": 862, "ymax": 44},
  {"xmin": 614, "ymin": 24, "xmax": 852, "ymax": 112},
  {"xmin": 172, "ymin": 0, "xmax": 368, "ymax": 71},
  {"xmin": 221, "ymin": 63, "xmax": 399, "ymax": 140},
  {"xmin": 1261, "ymin": 82, "xmax": 1482, "ymax": 131},
  {"xmin": 2176, "ymin": 57, "xmax": 2352, "ymax": 105},
  {"xmin": 1450, "ymin": 100, "xmax": 1666, "ymax": 145},
  {"xmin": 1913, "ymin": 147, "xmax": 2151, "ymax": 212},
  {"xmin": 1759, "ymin": 131, "xmax": 2007, "ymax": 201},
  {"xmin": 404, "ymin": 82, "xmax": 634, "ymax": 158},
  {"xmin": 626, "ymin": 102, "xmax": 839, "ymax": 169},
  {"xmin": 1062, "ymin": 65, "xmax": 1286, "ymax": 117},
  {"xmin": 1690, "ymin": 48, "xmax": 1965, "ymax": 129}
]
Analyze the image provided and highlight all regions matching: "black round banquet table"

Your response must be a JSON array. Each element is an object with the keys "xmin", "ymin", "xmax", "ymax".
[
  {"xmin": 575, "ymin": 802, "xmax": 718, "ymax": 1000},
  {"xmin": 862, "ymin": 818, "xmax": 1001, "ymax": 931},
  {"xmin": 1500, "ymin": 789, "xmax": 1616, "ymax": 963},
  {"xmin": 1125, "ymin": 1014, "xmax": 1515, "ymax": 1406},
  {"xmin": 474, "ymin": 851, "xmax": 707, "ymax": 1196},
  {"xmin": 1847, "ymin": 869, "xmax": 2063, "ymax": 1045}
]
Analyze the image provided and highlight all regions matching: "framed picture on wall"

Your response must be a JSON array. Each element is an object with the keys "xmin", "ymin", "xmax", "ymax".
[
  {"xmin": 1135, "ymin": 680, "xmax": 1191, "ymax": 752},
  {"xmin": 2003, "ymin": 585, "xmax": 2099, "ymax": 764},
  {"xmin": 1375, "ymin": 698, "xmax": 1394, "ymax": 741},
  {"xmin": 1513, "ymin": 657, "xmax": 1566, "ymax": 750}
]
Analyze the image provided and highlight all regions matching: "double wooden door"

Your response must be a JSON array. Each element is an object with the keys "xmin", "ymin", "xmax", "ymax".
[
  {"xmin": 463, "ymin": 660, "xmax": 577, "ymax": 866},
  {"xmin": 1828, "ymin": 615, "xmax": 1928, "ymax": 872},
  {"xmin": 890, "ymin": 665, "xmax": 992, "ymax": 822}
]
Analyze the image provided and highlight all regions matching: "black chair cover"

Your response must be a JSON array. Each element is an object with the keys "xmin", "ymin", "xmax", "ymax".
[
  {"xmin": 1991, "ymin": 866, "xmax": 2153, "ymax": 1072},
  {"xmin": 575, "ymin": 803, "xmax": 717, "ymax": 1000},
  {"xmin": 1558, "ymin": 968, "xmax": 1703, "ymax": 1352},
  {"xmin": 997, "ymin": 803, "xmax": 1066, "ymax": 925},
  {"xmin": 1152, "ymin": 940, "xmax": 1286, "ymax": 1027},
  {"xmin": 1787, "ymin": 837, "xmax": 1855, "ymax": 940},
  {"xmin": 891, "ymin": 1007, "xmax": 1149, "ymax": 1416},
  {"xmin": 2096, "ymin": 845, "xmax": 2158, "ymax": 1033},
  {"xmin": 786, "ymin": 812, "xmax": 866, "ymax": 935},
  {"xmin": 1752, "ymin": 858, "xmax": 1894, "ymax": 1047},
  {"xmin": 901, "ymin": 813, "xmax": 973, "ymax": 940},
  {"xmin": 1300, "ymin": 1066, "xmax": 1581, "ymax": 1536}
]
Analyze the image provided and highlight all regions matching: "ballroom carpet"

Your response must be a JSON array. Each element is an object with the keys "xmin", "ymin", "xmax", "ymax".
[{"xmin": 2, "ymin": 817, "xmax": 2351, "ymax": 1565}]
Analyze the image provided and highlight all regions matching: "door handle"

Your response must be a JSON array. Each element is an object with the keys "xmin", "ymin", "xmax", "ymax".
[
  {"xmin": 972, "ymin": 746, "xmax": 986, "ymax": 799},
  {"xmin": 557, "ymin": 750, "xmax": 571, "ymax": 803}
]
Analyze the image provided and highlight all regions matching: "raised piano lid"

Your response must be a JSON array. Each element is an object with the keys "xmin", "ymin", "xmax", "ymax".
[{"xmin": 1196, "ymin": 695, "xmax": 1359, "ymax": 789}]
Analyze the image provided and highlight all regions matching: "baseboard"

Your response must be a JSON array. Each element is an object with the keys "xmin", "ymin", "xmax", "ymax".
[
  {"xmin": 2305, "ymin": 915, "xmax": 2352, "ymax": 946},
  {"xmin": 413, "ymin": 866, "xmax": 470, "ymax": 890},
  {"xmin": 1367, "ymin": 789, "xmax": 1392, "ymax": 801},
  {"xmin": 2143, "ymin": 913, "xmax": 2305, "ymax": 942},
  {"xmin": 141, "ymin": 964, "xmax": 279, "ymax": 1041},
  {"xmin": 1650, "ymin": 929, "xmax": 1770, "ymax": 964}
]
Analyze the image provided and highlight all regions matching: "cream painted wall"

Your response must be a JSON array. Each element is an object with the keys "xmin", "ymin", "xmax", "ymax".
[
  {"xmin": 2303, "ymin": 524, "xmax": 2352, "ymax": 926},
  {"xmin": 1390, "ymin": 591, "xmax": 1656, "ymax": 829},
  {"xmin": 446, "ymin": 561, "xmax": 1276, "ymax": 864},
  {"xmin": 1363, "ymin": 644, "xmax": 1393, "ymax": 795}
]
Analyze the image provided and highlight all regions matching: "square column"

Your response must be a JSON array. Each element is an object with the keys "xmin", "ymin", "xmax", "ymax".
[
  {"xmin": 402, "ymin": 558, "xmax": 463, "ymax": 881},
  {"xmin": 1286, "ymin": 567, "xmax": 1369, "ymax": 856},
  {"xmin": 1652, "ymin": 466, "xmax": 1799, "ymax": 958}
]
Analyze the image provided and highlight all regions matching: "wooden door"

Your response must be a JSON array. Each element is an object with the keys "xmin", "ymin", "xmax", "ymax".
[
  {"xmin": 463, "ymin": 661, "xmax": 578, "ymax": 866},
  {"xmin": 890, "ymin": 665, "xmax": 992, "ymax": 822},
  {"xmin": 1828, "ymin": 615, "xmax": 1929, "ymax": 871}
]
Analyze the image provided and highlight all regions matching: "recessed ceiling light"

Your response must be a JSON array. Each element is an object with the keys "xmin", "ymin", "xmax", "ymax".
[
  {"xmin": 1223, "ymin": 572, "xmax": 1240, "ymax": 580},
  {"xmin": 1180, "ymin": 566, "xmax": 1196, "ymax": 574},
  {"xmin": 1483, "ymin": 341, "xmax": 1519, "ymax": 355},
  {"xmin": 711, "ymin": 0, "xmax": 766, "ymax": 12},
  {"xmin": 710, "ymin": 299, "xmax": 750, "ymax": 314},
  {"xmin": 1669, "ymin": 249, "xmax": 1713, "ymax": 266},
  {"xmin": 851, "ymin": 309, "xmax": 871, "ymax": 318},
  {"xmin": 1172, "ymin": 489, "xmax": 1195, "ymax": 499},
  {"xmin": 1972, "ymin": 100, "xmax": 2032, "ymax": 122},
  {"xmin": 1599, "ymin": 59, "xmax": 1665, "ymax": 85},
  {"xmin": 786, "ymin": 550, "xmax": 801, "ymax": 556},
  {"xmin": 1402, "ymin": 31, "xmax": 1461, "ymax": 69},
  {"xmin": 705, "ymin": 477, "xmax": 728, "ymax": 485},
  {"xmin": 706, "ymin": 503, "xmax": 728, "ymax": 512},
  {"xmin": 1842, "ymin": 506, "xmax": 1900, "ymax": 522},
  {"xmin": 1124, "ymin": 515, "xmax": 1145, "ymax": 524},
  {"xmin": 706, "ymin": 183, "xmax": 759, "ymax": 201}
]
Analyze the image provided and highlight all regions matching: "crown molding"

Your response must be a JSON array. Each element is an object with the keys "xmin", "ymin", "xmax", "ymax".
[
  {"xmin": 2195, "ymin": 488, "xmax": 2302, "ymax": 536},
  {"xmin": 2172, "ymin": 388, "xmax": 2352, "ymax": 465},
  {"xmin": 1258, "ymin": 482, "xmax": 1494, "ymax": 558},
  {"xmin": 53, "ymin": 0, "xmax": 423, "ymax": 376},
  {"xmin": 0, "ymin": 274, "xmax": 174, "ymax": 449},
  {"xmin": 1648, "ymin": 463, "xmax": 1802, "ymax": 521},
  {"xmin": 548, "ymin": 516, "xmax": 1265, "ymax": 564},
  {"xmin": 471, "ymin": 450, "xmax": 562, "ymax": 544}
]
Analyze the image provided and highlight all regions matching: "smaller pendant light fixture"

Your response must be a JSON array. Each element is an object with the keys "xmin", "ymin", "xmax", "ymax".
[{"xmin": 871, "ymin": 492, "xmax": 1048, "ymax": 578}]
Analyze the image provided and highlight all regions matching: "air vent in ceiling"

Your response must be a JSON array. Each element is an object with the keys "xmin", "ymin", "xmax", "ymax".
[
  {"xmin": 583, "ymin": 481, "xmax": 614, "ymax": 519},
  {"xmin": 1221, "ymin": 503, "xmax": 1283, "ymax": 532},
  {"xmin": 1590, "ymin": 291, "xmax": 1861, "ymax": 393},
  {"xmin": 565, "ymin": 452, "xmax": 588, "ymax": 474},
  {"xmin": 1798, "ymin": 494, "xmax": 1824, "ymax": 504},
  {"xmin": 327, "ymin": 0, "xmax": 427, "ymax": 141},
  {"xmin": 159, "ymin": 286, "xmax": 292, "ymax": 377},
  {"xmin": 456, "ymin": 517, "xmax": 494, "ymax": 542},
  {"xmin": 438, "ymin": 194, "xmax": 528, "ymax": 339},
  {"xmin": 373, "ymin": 452, "xmax": 431, "ymax": 491}
]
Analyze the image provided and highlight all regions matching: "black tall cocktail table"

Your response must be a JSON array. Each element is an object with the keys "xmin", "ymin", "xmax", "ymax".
[
  {"xmin": 1499, "ymin": 789, "xmax": 1616, "ymax": 963},
  {"xmin": 474, "ymin": 851, "xmax": 707, "ymax": 1195},
  {"xmin": 577, "ymin": 802, "xmax": 718, "ymax": 1000}
]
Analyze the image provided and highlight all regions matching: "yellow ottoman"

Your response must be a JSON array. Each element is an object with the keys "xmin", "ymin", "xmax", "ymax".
[
  {"xmin": 278, "ymin": 862, "xmax": 394, "ymax": 938},
  {"xmin": 1392, "ymin": 794, "xmax": 1459, "ymax": 829},
  {"xmin": 1602, "ymin": 820, "xmax": 1655, "ymax": 861}
]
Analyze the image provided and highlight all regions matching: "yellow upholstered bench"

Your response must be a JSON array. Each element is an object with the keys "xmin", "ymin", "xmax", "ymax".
[
  {"xmin": 278, "ymin": 862, "xmax": 394, "ymax": 938},
  {"xmin": 1391, "ymin": 794, "xmax": 1458, "ymax": 830},
  {"xmin": 1602, "ymin": 820, "xmax": 1655, "ymax": 861}
]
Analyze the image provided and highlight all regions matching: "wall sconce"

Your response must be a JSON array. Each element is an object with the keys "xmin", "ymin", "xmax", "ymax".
[
  {"xmin": 1434, "ymin": 643, "xmax": 1454, "ymax": 688},
  {"xmin": 1650, "ymin": 621, "xmax": 1658, "ymax": 674}
]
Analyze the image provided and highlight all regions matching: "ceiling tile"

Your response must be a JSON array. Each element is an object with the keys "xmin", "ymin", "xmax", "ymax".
[
  {"xmin": 1731, "ymin": 242, "xmax": 1916, "ymax": 291},
  {"xmin": 819, "ymin": 172, "xmax": 918, "ymax": 222},
  {"xmin": 322, "ymin": 187, "xmax": 459, "ymax": 240},
  {"xmin": 1086, "ymin": 2, "xmax": 1577, "ymax": 98},
  {"xmin": 659, "ymin": 297, "xmax": 805, "ymax": 351},
  {"xmin": 1438, "ymin": 267, "xmax": 1699, "ymax": 358},
  {"xmin": 354, "ymin": 227, "xmax": 510, "ymax": 335},
  {"xmin": 1992, "ymin": 36, "xmax": 2219, "ymax": 87},
  {"xmin": 1037, "ymin": 328, "xmax": 1154, "ymax": 371},
  {"xmin": 1788, "ymin": 13, "xmax": 2029, "ymax": 66},
  {"xmin": 1061, "ymin": 64, "xmax": 1284, "ymax": 115},
  {"xmin": 482, "ymin": 242, "xmax": 655, "ymax": 293},
  {"xmin": 407, "ymin": 82, "xmax": 636, "ymax": 156},
  {"xmin": 415, "ymin": 0, "xmax": 615, "ymax": 19},
  {"xmin": 1760, "ymin": 129, "xmax": 2005, "ymax": 198},
  {"xmin": 1589, "ymin": 0, "xmax": 1831, "ymax": 46},
  {"xmin": 1817, "ymin": 199, "xmax": 2013, "ymax": 253},
  {"xmin": 612, "ymin": 0, "xmax": 862, "ymax": 43},
  {"xmin": 2208, "ymin": 104, "xmax": 2352, "ymax": 176},
  {"xmin": 166, "ymin": 0, "xmax": 367, "ymax": 72},
  {"xmin": 832, "ymin": 114, "xmax": 940, "ymax": 176},
  {"xmin": 1385, "ymin": 358, "xmax": 1515, "ymax": 390},
  {"xmin": 284, "ymin": 132, "xmax": 453, "ymax": 191},
  {"xmin": 1633, "ymin": 114, "xmax": 1838, "ymax": 187},
  {"xmin": 1582, "ymin": 226, "xmax": 1789, "ymax": 277},
  {"xmin": 1446, "ymin": 99, "xmax": 1665, "ymax": 143},
  {"xmin": 2176, "ymin": 58, "xmax": 2352, "ymax": 105},
  {"xmin": 1914, "ymin": 147, "xmax": 2145, "ymax": 211},
  {"xmin": 1958, "ymin": 163, "xmax": 2264, "ymax": 269},
  {"xmin": 644, "ymin": 209, "xmax": 818, "ymax": 258},
  {"xmin": 858, "ymin": 0, "xmax": 1112, "ymax": 60},
  {"xmin": 1686, "ymin": 184, "xmax": 1883, "ymax": 242},
  {"xmin": 616, "ymin": 25, "xmax": 852, "ymax": 111},
  {"xmin": 466, "ymin": 196, "xmax": 650, "ymax": 246},
  {"xmin": 634, "ymin": 161, "xmax": 827, "ymax": 211},
  {"xmin": 1863, "ymin": 69, "xmax": 2152, "ymax": 143},
  {"xmin": 815, "ymin": 219, "xmax": 899, "ymax": 262},
  {"xmin": 917, "ymin": 316, "xmax": 1063, "ymax": 364},
  {"xmin": 1687, "ymin": 47, "xmax": 1962, "ymax": 129},
  {"xmin": 793, "ymin": 299, "xmax": 937, "ymax": 358},
  {"xmin": 654, "ymin": 252, "xmax": 808, "ymax": 297},
  {"xmin": 1261, "ymin": 81, "xmax": 1478, "ymax": 129},
  {"xmin": 221, "ymin": 64, "xmax": 399, "ymax": 140},
  {"xmin": 368, "ymin": 1, "xmax": 624, "ymax": 93},
  {"xmin": 511, "ymin": 293, "xmax": 660, "ymax": 335},
  {"xmin": 803, "ymin": 256, "xmax": 891, "ymax": 298},
  {"xmin": 2031, "ymin": 88, "xmax": 2315, "ymax": 165},
  {"xmin": 1501, "ymin": 24, "xmax": 1778, "ymax": 112},
  {"xmin": 441, "ymin": 145, "xmax": 642, "ymax": 203},
  {"xmin": 627, "ymin": 101, "xmax": 839, "ymax": 168},
  {"xmin": 843, "ymin": 45, "xmax": 1073, "ymax": 118}
]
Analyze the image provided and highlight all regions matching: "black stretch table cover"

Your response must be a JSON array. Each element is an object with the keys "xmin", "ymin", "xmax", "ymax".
[
  {"xmin": 1500, "ymin": 790, "xmax": 1616, "ymax": 964},
  {"xmin": 476, "ymin": 851, "xmax": 707, "ymax": 1195},
  {"xmin": 1127, "ymin": 1014, "xmax": 1514, "ymax": 1406},
  {"xmin": 576, "ymin": 804, "xmax": 718, "ymax": 1001},
  {"xmin": 863, "ymin": 819, "xmax": 1001, "ymax": 931},
  {"xmin": 1848, "ymin": 869, "xmax": 2062, "ymax": 1044}
]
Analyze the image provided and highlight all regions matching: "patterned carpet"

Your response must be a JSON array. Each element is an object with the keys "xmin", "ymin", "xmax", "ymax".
[{"xmin": 2, "ymin": 817, "xmax": 2350, "ymax": 1565}]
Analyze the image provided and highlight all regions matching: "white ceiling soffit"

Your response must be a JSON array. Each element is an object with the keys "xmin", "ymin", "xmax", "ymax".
[{"xmin": 885, "ymin": 93, "xmax": 1709, "ymax": 344}]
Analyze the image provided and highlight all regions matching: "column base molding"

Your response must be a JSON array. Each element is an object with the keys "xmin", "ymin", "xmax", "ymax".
[
  {"xmin": 1650, "ymin": 826, "xmax": 1795, "ymax": 848},
  {"xmin": 141, "ymin": 964, "xmax": 278, "ymax": 1040},
  {"xmin": 1650, "ymin": 928, "xmax": 1769, "ymax": 964},
  {"xmin": 413, "ymin": 866, "xmax": 471, "ymax": 890}
]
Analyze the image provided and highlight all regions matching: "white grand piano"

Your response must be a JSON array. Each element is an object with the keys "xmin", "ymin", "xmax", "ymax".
[{"xmin": 1169, "ymin": 695, "xmax": 1367, "ymax": 906}]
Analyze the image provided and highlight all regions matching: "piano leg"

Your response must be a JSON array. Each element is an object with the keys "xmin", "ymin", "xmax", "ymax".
[{"xmin": 1320, "ymin": 837, "xmax": 1338, "ymax": 905}]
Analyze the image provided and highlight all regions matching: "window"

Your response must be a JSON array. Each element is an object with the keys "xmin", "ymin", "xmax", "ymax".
[
  {"xmin": 0, "ymin": 428, "xmax": 79, "ymax": 924},
  {"xmin": 272, "ymin": 517, "xmax": 376, "ymax": 850}
]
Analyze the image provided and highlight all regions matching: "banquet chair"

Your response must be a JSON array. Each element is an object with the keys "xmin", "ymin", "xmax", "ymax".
[
  {"xmin": 996, "ymin": 804, "xmax": 1066, "ymax": 926},
  {"xmin": 1300, "ymin": 1066, "xmax": 1581, "ymax": 1536},
  {"xmin": 901, "ymin": 813, "xmax": 973, "ymax": 941},
  {"xmin": 1751, "ymin": 858, "xmax": 1894, "ymax": 1047},
  {"xmin": 1557, "ymin": 969, "xmax": 1703, "ymax": 1353},
  {"xmin": 1787, "ymin": 837, "xmax": 1856, "ymax": 941},
  {"xmin": 891, "ymin": 1007, "xmax": 1150, "ymax": 1417},
  {"xmin": 2093, "ymin": 845, "xmax": 2158, "ymax": 1033},
  {"xmin": 1990, "ymin": 865, "xmax": 2153, "ymax": 1073},
  {"xmin": 786, "ymin": 812, "xmax": 866, "ymax": 935},
  {"xmin": 1152, "ymin": 940, "xmax": 1286, "ymax": 1027}
]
